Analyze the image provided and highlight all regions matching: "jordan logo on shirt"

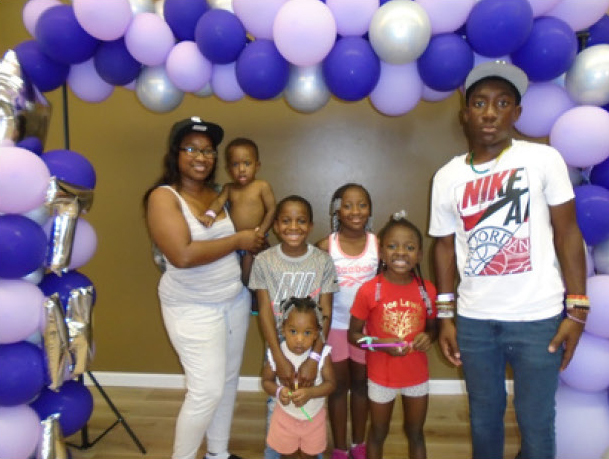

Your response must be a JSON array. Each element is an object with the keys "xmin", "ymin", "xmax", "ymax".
[{"xmin": 458, "ymin": 167, "xmax": 531, "ymax": 276}]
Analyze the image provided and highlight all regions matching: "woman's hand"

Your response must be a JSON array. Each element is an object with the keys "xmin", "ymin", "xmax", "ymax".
[{"xmin": 238, "ymin": 227, "xmax": 266, "ymax": 252}]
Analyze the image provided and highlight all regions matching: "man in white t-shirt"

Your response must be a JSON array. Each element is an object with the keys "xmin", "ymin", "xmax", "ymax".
[{"xmin": 429, "ymin": 61, "xmax": 588, "ymax": 459}]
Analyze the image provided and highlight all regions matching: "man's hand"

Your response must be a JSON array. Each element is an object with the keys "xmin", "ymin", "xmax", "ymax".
[
  {"xmin": 439, "ymin": 319, "xmax": 462, "ymax": 366},
  {"xmin": 548, "ymin": 317, "xmax": 585, "ymax": 371}
]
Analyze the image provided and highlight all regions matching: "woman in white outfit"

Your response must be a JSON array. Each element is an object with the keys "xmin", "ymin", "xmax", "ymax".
[{"xmin": 144, "ymin": 117, "xmax": 265, "ymax": 459}]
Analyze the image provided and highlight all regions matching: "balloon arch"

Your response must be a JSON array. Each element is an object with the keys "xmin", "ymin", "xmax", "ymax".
[{"xmin": 2, "ymin": 0, "xmax": 609, "ymax": 458}]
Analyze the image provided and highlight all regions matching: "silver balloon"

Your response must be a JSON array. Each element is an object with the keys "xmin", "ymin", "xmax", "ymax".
[
  {"xmin": 129, "ymin": 0, "xmax": 156, "ymax": 14},
  {"xmin": 24, "ymin": 203, "xmax": 51, "ymax": 225},
  {"xmin": 154, "ymin": 0, "xmax": 165, "ymax": 19},
  {"xmin": 593, "ymin": 238, "xmax": 609, "ymax": 274},
  {"xmin": 194, "ymin": 82, "xmax": 214, "ymax": 97},
  {"xmin": 46, "ymin": 177, "xmax": 94, "ymax": 275},
  {"xmin": 66, "ymin": 286, "xmax": 94, "ymax": 378},
  {"xmin": 369, "ymin": 0, "xmax": 431, "ymax": 65},
  {"xmin": 38, "ymin": 414, "xmax": 69, "ymax": 459},
  {"xmin": 0, "ymin": 49, "xmax": 51, "ymax": 146},
  {"xmin": 43, "ymin": 294, "xmax": 72, "ymax": 391},
  {"xmin": 565, "ymin": 44, "xmax": 609, "ymax": 106},
  {"xmin": 22, "ymin": 266, "xmax": 45, "ymax": 285},
  {"xmin": 284, "ymin": 64, "xmax": 331, "ymax": 113},
  {"xmin": 136, "ymin": 65, "xmax": 184, "ymax": 113},
  {"xmin": 208, "ymin": 0, "xmax": 233, "ymax": 12}
]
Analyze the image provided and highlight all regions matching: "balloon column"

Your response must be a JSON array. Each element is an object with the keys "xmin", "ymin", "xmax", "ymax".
[
  {"xmin": 6, "ymin": 0, "xmax": 609, "ymax": 456},
  {"xmin": 0, "ymin": 50, "xmax": 97, "ymax": 458}
]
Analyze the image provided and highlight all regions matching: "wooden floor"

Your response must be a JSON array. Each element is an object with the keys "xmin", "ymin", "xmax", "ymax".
[{"xmin": 65, "ymin": 387, "xmax": 520, "ymax": 459}]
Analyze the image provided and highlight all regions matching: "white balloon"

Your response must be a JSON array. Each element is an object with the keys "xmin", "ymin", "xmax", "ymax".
[
  {"xmin": 369, "ymin": 1, "xmax": 431, "ymax": 64},
  {"xmin": 129, "ymin": 0, "xmax": 155, "ymax": 14}
]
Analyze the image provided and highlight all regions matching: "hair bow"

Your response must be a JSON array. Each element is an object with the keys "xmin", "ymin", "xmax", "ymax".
[{"xmin": 393, "ymin": 209, "xmax": 408, "ymax": 221}]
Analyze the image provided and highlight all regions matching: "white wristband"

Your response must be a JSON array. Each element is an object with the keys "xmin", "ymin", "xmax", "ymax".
[
  {"xmin": 275, "ymin": 385, "xmax": 283, "ymax": 399},
  {"xmin": 309, "ymin": 351, "xmax": 321, "ymax": 362},
  {"xmin": 204, "ymin": 209, "xmax": 217, "ymax": 219}
]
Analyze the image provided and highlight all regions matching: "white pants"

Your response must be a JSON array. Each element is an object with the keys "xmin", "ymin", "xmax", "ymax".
[{"xmin": 161, "ymin": 287, "xmax": 250, "ymax": 459}]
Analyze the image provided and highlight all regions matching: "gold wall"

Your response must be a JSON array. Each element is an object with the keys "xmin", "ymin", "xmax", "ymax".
[{"xmin": 1, "ymin": 1, "xmax": 466, "ymax": 379}]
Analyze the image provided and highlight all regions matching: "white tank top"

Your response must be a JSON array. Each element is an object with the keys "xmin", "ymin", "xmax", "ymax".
[
  {"xmin": 328, "ymin": 232, "xmax": 378, "ymax": 329},
  {"xmin": 158, "ymin": 186, "xmax": 243, "ymax": 306}
]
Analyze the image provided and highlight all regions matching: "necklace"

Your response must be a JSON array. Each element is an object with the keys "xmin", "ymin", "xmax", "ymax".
[{"xmin": 469, "ymin": 146, "xmax": 509, "ymax": 175}]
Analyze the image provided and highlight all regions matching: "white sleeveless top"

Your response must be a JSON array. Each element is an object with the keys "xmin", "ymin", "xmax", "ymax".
[
  {"xmin": 268, "ymin": 342, "xmax": 331, "ymax": 421},
  {"xmin": 328, "ymin": 232, "xmax": 378, "ymax": 329},
  {"xmin": 158, "ymin": 186, "xmax": 243, "ymax": 306}
]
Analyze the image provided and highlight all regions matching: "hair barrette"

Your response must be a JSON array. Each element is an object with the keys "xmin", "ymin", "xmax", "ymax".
[{"xmin": 393, "ymin": 209, "xmax": 408, "ymax": 221}]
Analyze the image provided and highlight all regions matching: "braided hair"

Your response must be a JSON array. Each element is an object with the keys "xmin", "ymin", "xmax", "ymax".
[
  {"xmin": 329, "ymin": 183, "xmax": 373, "ymax": 233},
  {"xmin": 375, "ymin": 211, "xmax": 433, "ymax": 315},
  {"xmin": 279, "ymin": 296, "xmax": 325, "ymax": 341}
]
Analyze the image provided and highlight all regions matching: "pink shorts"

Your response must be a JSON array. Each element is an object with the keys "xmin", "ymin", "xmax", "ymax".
[
  {"xmin": 266, "ymin": 405, "xmax": 327, "ymax": 455},
  {"xmin": 327, "ymin": 329, "xmax": 366, "ymax": 364}
]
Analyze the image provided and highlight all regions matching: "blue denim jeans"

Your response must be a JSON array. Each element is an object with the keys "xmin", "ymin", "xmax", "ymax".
[{"xmin": 456, "ymin": 314, "xmax": 563, "ymax": 459}]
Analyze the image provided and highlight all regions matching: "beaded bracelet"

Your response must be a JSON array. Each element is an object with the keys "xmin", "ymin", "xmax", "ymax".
[
  {"xmin": 309, "ymin": 351, "xmax": 321, "ymax": 362},
  {"xmin": 566, "ymin": 313, "xmax": 586, "ymax": 325}
]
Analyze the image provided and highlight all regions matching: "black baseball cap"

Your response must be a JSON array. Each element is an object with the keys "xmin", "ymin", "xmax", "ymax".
[{"xmin": 168, "ymin": 116, "xmax": 224, "ymax": 148}]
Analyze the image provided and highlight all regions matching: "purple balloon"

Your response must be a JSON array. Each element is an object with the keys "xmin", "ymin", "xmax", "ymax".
[
  {"xmin": 560, "ymin": 332, "xmax": 609, "ymax": 392},
  {"xmin": 0, "ymin": 342, "xmax": 46, "ymax": 406},
  {"xmin": 590, "ymin": 156, "xmax": 609, "ymax": 190},
  {"xmin": 31, "ymin": 380, "xmax": 94, "ymax": 436},
  {"xmin": 550, "ymin": 106, "xmax": 609, "ymax": 169},
  {"xmin": 236, "ymin": 40, "xmax": 289, "ymax": 100},
  {"xmin": 466, "ymin": 0, "xmax": 533, "ymax": 57},
  {"xmin": 68, "ymin": 218, "xmax": 98, "ymax": 270},
  {"xmin": 514, "ymin": 82, "xmax": 575, "ymax": 138},
  {"xmin": 211, "ymin": 62, "xmax": 245, "ymax": 101},
  {"xmin": 16, "ymin": 137, "xmax": 44, "ymax": 156},
  {"xmin": 38, "ymin": 270, "xmax": 96, "ymax": 310},
  {"xmin": 94, "ymin": 38, "xmax": 142, "ymax": 86},
  {"xmin": 195, "ymin": 9, "xmax": 247, "ymax": 64},
  {"xmin": 233, "ymin": 0, "xmax": 288, "ymax": 40},
  {"xmin": 369, "ymin": 61, "xmax": 423, "ymax": 116},
  {"xmin": 585, "ymin": 274, "xmax": 609, "ymax": 338},
  {"xmin": 511, "ymin": 16, "xmax": 577, "ymax": 82},
  {"xmin": 574, "ymin": 184, "xmax": 609, "ymax": 246},
  {"xmin": 555, "ymin": 383, "xmax": 609, "ymax": 459},
  {"xmin": 587, "ymin": 15, "xmax": 609, "ymax": 47},
  {"xmin": 0, "ymin": 215, "xmax": 47, "ymax": 280},
  {"xmin": 124, "ymin": 12, "xmax": 175, "ymax": 66},
  {"xmin": 165, "ymin": 41, "xmax": 212, "ymax": 93},
  {"xmin": 41, "ymin": 149, "xmax": 96, "ymax": 189},
  {"xmin": 322, "ymin": 37, "xmax": 381, "ymax": 102},
  {"xmin": 35, "ymin": 5, "xmax": 99, "ymax": 65},
  {"xmin": 67, "ymin": 58, "xmax": 114, "ymax": 103},
  {"xmin": 164, "ymin": 0, "xmax": 210, "ymax": 41},
  {"xmin": 0, "ymin": 405, "xmax": 41, "ymax": 459},
  {"xmin": 417, "ymin": 33, "xmax": 474, "ymax": 92},
  {"xmin": 0, "ymin": 280, "xmax": 45, "ymax": 345},
  {"xmin": 13, "ymin": 40, "xmax": 69, "ymax": 92}
]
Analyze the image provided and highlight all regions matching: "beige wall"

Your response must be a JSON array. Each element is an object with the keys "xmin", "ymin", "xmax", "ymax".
[{"xmin": 1, "ymin": 1, "xmax": 466, "ymax": 379}]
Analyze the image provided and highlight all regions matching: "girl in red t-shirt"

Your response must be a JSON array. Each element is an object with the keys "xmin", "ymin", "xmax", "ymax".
[{"xmin": 348, "ymin": 212, "xmax": 438, "ymax": 459}]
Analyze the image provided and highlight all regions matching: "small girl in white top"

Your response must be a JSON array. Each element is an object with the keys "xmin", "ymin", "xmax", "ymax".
[
  {"xmin": 262, "ymin": 297, "xmax": 336, "ymax": 459},
  {"xmin": 316, "ymin": 183, "xmax": 378, "ymax": 459}
]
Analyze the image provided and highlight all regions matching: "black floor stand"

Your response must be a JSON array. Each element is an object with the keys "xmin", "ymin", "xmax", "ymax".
[{"xmin": 67, "ymin": 372, "xmax": 147, "ymax": 454}]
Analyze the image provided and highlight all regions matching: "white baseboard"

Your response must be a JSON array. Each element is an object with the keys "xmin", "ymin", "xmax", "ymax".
[{"xmin": 83, "ymin": 372, "xmax": 514, "ymax": 395}]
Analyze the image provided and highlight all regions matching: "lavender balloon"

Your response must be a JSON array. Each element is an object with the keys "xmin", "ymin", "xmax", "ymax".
[
  {"xmin": 369, "ymin": 61, "xmax": 423, "ymax": 116},
  {"xmin": 515, "ymin": 82, "xmax": 575, "ymax": 138},
  {"xmin": 233, "ymin": 0, "xmax": 288, "ymax": 40},
  {"xmin": 73, "ymin": 0, "xmax": 133, "ymax": 41},
  {"xmin": 560, "ymin": 332, "xmax": 609, "ymax": 392},
  {"xmin": 415, "ymin": 0, "xmax": 474, "ymax": 34},
  {"xmin": 166, "ymin": 41, "xmax": 212, "ymax": 93},
  {"xmin": 67, "ymin": 58, "xmax": 114, "ymax": 103},
  {"xmin": 546, "ymin": 0, "xmax": 609, "ymax": 32},
  {"xmin": 0, "ymin": 279, "xmax": 45, "ymax": 344},
  {"xmin": 210, "ymin": 62, "xmax": 244, "ymax": 102},
  {"xmin": 124, "ymin": 12, "xmax": 175, "ymax": 66},
  {"xmin": 0, "ymin": 405, "xmax": 41, "ymax": 459}
]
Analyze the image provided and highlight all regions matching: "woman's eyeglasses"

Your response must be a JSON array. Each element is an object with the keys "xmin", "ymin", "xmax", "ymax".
[{"xmin": 180, "ymin": 146, "xmax": 217, "ymax": 158}]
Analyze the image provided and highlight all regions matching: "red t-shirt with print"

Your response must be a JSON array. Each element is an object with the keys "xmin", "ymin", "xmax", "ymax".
[{"xmin": 351, "ymin": 274, "xmax": 437, "ymax": 388}]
